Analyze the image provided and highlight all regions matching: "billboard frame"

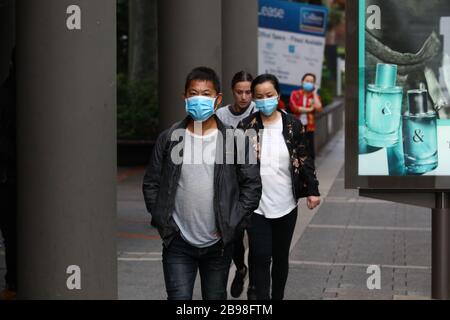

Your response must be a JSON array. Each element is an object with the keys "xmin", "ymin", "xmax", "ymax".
[{"xmin": 345, "ymin": 0, "xmax": 450, "ymax": 191}]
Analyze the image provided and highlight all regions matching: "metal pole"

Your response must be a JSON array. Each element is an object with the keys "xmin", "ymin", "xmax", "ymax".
[
  {"xmin": 432, "ymin": 192, "xmax": 450, "ymax": 300},
  {"xmin": 16, "ymin": 0, "xmax": 117, "ymax": 299}
]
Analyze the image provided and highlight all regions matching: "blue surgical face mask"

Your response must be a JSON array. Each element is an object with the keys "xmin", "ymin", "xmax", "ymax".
[
  {"xmin": 303, "ymin": 82, "xmax": 315, "ymax": 92},
  {"xmin": 254, "ymin": 96, "xmax": 279, "ymax": 116},
  {"xmin": 185, "ymin": 96, "xmax": 216, "ymax": 122}
]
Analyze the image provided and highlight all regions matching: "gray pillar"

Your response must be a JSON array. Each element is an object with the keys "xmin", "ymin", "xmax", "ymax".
[
  {"xmin": 16, "ymin": 0, "xmax": 117, "ymax": 299},
  {"xmin": 158, "ymin": 0, "xmax": 222, "ymax": 131},
  {"xmin": 128, "ymin": 0, "xmax": 158, "ymax": 82},
  {"xmin": 222, "ymin": 0, "xmax": 258, "ymax": 105}
]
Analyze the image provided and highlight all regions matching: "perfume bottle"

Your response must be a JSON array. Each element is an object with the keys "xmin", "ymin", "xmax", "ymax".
[
  {"xmin": 402, "ymin": 89, "xmax": 438, "ymax": 175},
  {"xmin": 365, "ymin": 64, "xmax": 403, "ymax": 148}
]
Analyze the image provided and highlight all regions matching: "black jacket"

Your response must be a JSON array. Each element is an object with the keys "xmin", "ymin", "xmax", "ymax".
[
  {"xmin": 237, "ymin": 110, "xmax": 320, "ymax": 200},
  {"xmin": 142, "ymin": 115, "xmax": 262, "ymax": 248}
]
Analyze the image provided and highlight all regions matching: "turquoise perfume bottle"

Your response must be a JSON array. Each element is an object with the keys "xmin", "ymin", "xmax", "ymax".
[
  {"xmin": 402, "ymin": 89, "xmax": 438, "ymax": 175},
  {"xmin": 365, "ymin": 64, "xmax": 403, "ymax": 148}
]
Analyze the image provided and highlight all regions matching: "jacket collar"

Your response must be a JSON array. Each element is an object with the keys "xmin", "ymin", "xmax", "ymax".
[
  {"xmin": 255, "ymin": 109, "xmax": 288, "ymax": 127},
  {"xmin": 254, "ymin": 110, "xmax": 292, "ymax": 141},
  {"xmin": 176, "ymin": 114, "xmax": 229, "ymax": 135},
  {"xmin": 171, "ymin": 114, "xmax": 231, "ymax": 166}
]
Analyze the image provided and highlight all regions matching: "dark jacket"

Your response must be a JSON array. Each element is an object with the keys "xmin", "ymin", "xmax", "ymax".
[
  {"xmin": 237, "ymin": 110, "xmax": 320, "ymax": 200},
  {"xmin": 142, "ymin": 115, "xmax": 262, "ymax": 248}
]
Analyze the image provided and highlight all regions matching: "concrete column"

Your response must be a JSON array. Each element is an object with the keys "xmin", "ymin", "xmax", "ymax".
[
  {"xmin": 16, "ymin": 0, "xmax": 117, "ymax": 299},
  {"xmin": 158, "ymin": 0, "xmax": 222, "ymax": 131},
  {"xmin": 221, "ymin": 0, "xmax": 258, "ymax": 104}
]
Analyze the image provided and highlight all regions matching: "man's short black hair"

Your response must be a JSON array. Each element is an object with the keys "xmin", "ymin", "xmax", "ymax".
[
  {"xmin": 251, "ymin": 74, "xmax": 280, "ymax": 96},
  {"xmin": 184, "ymin": 66, "xmax": 221, "ymax": 94},
  {"xmin": 301, "ymin": 73, "xmax": 317, "ymax": 83}
]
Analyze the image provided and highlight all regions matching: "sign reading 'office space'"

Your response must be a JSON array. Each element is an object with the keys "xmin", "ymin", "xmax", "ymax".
[{"xmin": 258, "ymin": 0, "xmax": 328, "ymax": 95}]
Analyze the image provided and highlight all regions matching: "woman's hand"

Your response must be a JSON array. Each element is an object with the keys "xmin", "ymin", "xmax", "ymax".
[
  {"xmin": 307, "ymin": 196, "xmax": 321, "ymax": 210},
  {"xmin": 312, "ymin": 93, "xmax": 323, "ymax": 112},
  {"xmin": 299, "ymin": 106, "xmax": 314, "ymax": 113}
]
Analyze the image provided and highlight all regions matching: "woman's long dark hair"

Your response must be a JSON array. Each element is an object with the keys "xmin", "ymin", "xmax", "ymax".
[{"xmin": 231, "ymin": 71, "xmax": 254, "ymax": 90}]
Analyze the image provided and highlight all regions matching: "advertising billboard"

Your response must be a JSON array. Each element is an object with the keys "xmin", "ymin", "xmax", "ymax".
[
  {"xmin": 258, "ymin": 0, "xmax": 328, "ymax": 95},
  {"xmin": 346, "ymin": 0, "xmax": 450, "ymax": 189}
]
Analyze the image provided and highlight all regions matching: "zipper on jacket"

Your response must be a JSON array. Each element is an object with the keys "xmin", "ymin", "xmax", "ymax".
[
  {"xmin": 290, "ymin": 164, "xmax": 298, "ymax": 200},
  {"xmin": 280, "ymin": 114, "xmax": 298, "ymax": 201},
  {"xmin": 166, "ymin": 164, "xmax": 183, "ymax": 225},
  {"xmin": 214, "ymin": 163, "xmax": 225, "ymax": 248}
]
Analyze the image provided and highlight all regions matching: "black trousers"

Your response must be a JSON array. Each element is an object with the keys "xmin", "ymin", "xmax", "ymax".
[
  {"xmin": 232, "ymin": 229, "xmax": 254, "ymax": 286},
  {"xmin": 248, "ymin": 208, "xmax": 297, "ymax": 300},
  {"xmin": 232, "ymin": 229, "xmax": 246, "ymax": 271},
  {"xmin": 0, "ymin": 181, "xmax": 17, "ymax": 290}
]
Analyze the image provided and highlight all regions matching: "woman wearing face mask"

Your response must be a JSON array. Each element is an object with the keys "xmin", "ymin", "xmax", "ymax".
[
  {"xmin": 289, "ymin": 73, "xmax": 323, "ymax": 159},
  {"xmin": 237, "ymin": 74, "xmax": 321, "ymax": 300}
]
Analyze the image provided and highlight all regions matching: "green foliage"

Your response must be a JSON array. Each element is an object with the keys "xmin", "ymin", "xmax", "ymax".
[
  {"xmin": 117, "ymin": 73, "xmax": 159, "ymax": 140},
  {"xmin": 320, "ymin": 56, "xmax": 337, "ymax": 106},
  {"xmin": 319, "ymin": 83, "xmax": 334, "ymax": 107},
  {"xmin": 327, "ymin": 6, "xmax": 344, "ymax": 30}
]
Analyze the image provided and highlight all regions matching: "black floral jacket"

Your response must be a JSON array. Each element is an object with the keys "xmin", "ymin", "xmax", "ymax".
[{"xmin": 237, "ymin": 110, "xmax": 320, "ymax": 200}]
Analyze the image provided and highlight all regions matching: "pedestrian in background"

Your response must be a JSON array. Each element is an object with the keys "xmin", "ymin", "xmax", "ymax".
[
  {"xmin": 216, "ymin": 71, "xmax": 256, "ymax": 128},
  {"xmin": 142, "ymin": 67, "xmax": 261, "ymax": 300},
  {"xmin": 238, "ymin": 74, "xmax": 321, "ymax": 300},
  {"xmin": 216, "ymin": 71, "xmax": 257, "ymax": 300},
  {"xmin": 289, "ymin": 73, "xmax": 323, "ymax": 159}
]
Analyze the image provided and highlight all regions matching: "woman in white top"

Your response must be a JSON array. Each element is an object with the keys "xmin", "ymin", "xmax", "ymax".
[{"xmin": 238, "ymin": 74, "xmax": 321, "ymax": 300}]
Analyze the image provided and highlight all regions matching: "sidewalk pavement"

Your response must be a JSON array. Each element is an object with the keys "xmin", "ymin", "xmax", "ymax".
[{"xmin": 0, "ymin": 128, "xmax": 431, "ymax": 299}]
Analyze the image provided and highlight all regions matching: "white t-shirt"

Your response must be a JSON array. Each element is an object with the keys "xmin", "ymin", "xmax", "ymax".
[
  {"xmin": 173, "ymin": 129, "xmax": 220, "ymax": 248},
  {"xmin": 300, "ymin": 95, "xmax": 308, "ymax": 126},
  {"xmin": 216, "ymin": 102, "xmax": 256, "ymax": 128},
  {"xmin": 255, "ymin": 117, "xmax": 298, "ymax": 219}
]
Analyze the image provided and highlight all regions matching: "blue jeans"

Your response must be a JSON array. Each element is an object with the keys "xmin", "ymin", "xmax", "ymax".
[{"xmin": 162, "ymin": 234, "xmax": 233, "ymax": 300}]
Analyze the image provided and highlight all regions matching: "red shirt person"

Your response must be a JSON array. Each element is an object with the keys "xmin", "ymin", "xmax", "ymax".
[
  {"xmin": 289, "ymin": 73, "xmax": 323, "ymax": 159},
  {"xmin": 278, "ymin": 99, "xmax": 286, "ymax": 111}
]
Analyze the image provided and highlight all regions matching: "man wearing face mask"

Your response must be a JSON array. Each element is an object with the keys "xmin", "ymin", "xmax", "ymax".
[
  {"xmin": 142, "ymin": 67, "xmax": 262, "ymax": 300},
  {"xmin": 289, "ymin": 73, "xmax": 323, "ymax": 159}
]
